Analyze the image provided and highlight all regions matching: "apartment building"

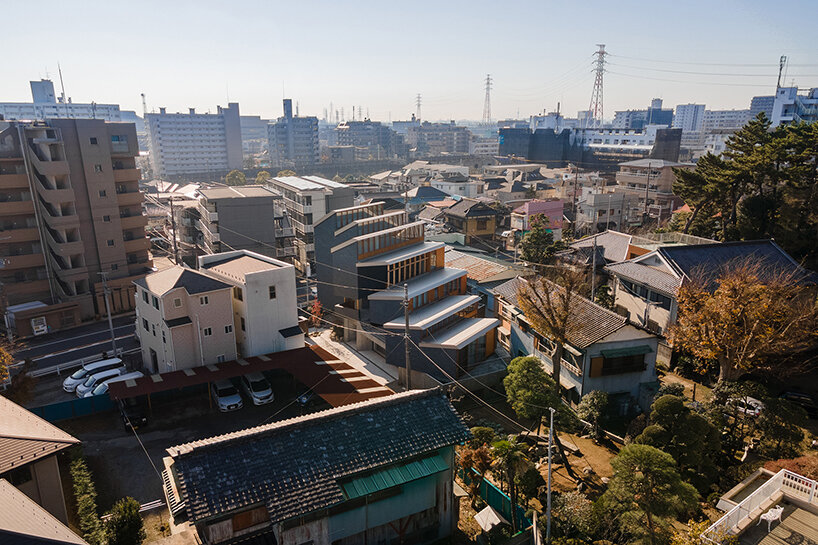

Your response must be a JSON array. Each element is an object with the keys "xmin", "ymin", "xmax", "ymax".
[
  {"xmin": 134, "ymin": 266, "xmax": 236, "ymax": 372},
  {"xmin": 614, "ymin": 159, "xmax": 691, "ymax": 223},
  {"xmin": 0, "ymin": 119, "xmax": 151, "ymax": 337},
  {"xmin": 265, "ymin": 175, "xmax": 354, "ymax": 275},
  {"xmin": 199, "ymin": 250, "xmax": 303, "ymax": 357},
  {"xmin": 195, "ymin": 185, "xmax": 295, "ymax": 261},
  {"xmin": 0, "ymin": 79, "xmax": 121, "ymax": 122},
  {"xmin": 406, "ymin": 121, "xmax": 471, "ymax": 156},
  {"xmin": 267, "ymin": 99, "xmax": 319, "ymax": 168},
  {"xmin": 469, "ymin": 136, "xmax": 499, "ymax": 156},
  {"xmin": 612, "ymin": 99, "xmax": 673, "ymax": 129},
  {"xmin": 315, "ymin": 201, "xmax": 499, "ymax": 383},
  {"xmin": 771, "ymin": 86, "xmax": 818, "ymax": 127},
  {"xmin": 702, "ymin": 109, "xmax": 752, "ymax": 131},
  {"xmin": 334, "ymin": 119, "xmax": 404, "ymax": 159},
  {"xmin": 145, "ymin": 104, "xmax": 242, "ymax": 178}
]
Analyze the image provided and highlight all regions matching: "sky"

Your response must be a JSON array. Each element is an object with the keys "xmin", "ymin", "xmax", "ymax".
[{"xmin": 2, "ymin": 0, "xmax": 817, "ymax": 123}]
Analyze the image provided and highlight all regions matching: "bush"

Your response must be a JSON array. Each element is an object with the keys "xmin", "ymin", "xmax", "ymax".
[
  {"xmin": 655, "ymin": 382, "xmax": 685, "ymax": 400},
  {"xmin": 764, "ymin": 455, "xmax": 818, "ymax": 480},
  {"xmin": 470, "ymin": 426, "xmax": 496, "ymax": 446},
  {"xmin": 70, "ymin": 455, "xmax": 103, "ymax": 545},
  {"xmin": 105, "ymin": 497, "xmax": 146, "ymax": 545}
]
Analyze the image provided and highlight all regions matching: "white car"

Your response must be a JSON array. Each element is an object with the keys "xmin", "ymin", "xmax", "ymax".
[
  {"xmin": 75, "ymin": 367, "xmax": 126, "ymax": 398},
  {"xmin": 62, "ymin": 358, "xmax": 123, "ymax": 393},
  {"xmin": 83, "ymin": 371, "xmax": 145, "ymax": 398},
  {"xmin": 240, "ymin": 373, "xmax": 274, "ymax": 405},
  {"xmin": 732, "ymin": 397, "xmax": 765, "ymax": 417},
  {"xmin": 211, "ymin": 380, "xmax": 243, "ymax": 412}
]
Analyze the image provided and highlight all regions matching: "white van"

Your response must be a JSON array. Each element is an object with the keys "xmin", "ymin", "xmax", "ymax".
[
  {"xmin": 63, "ymin": 358, "xmax": 123, "ymax": 393},
  {"xmin": 83, "ymin": 371, "xmax": 144, "ymax": 398},
  {"xmin": 75, "ymin": 367, "xmax": 126, "ymax": 398}
]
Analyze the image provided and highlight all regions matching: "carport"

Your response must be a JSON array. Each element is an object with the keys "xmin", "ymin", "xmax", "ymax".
[{"xmin": 107, "ymin": 345, "xmax": 392, "ymax": 408}]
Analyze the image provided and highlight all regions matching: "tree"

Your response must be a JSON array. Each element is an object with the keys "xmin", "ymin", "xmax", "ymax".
[
  {"xmin": 503, "ymin": 356, "xmax": 561, "ymax": 427},
  {"xmin": 309, "ymin": 299, "xmax": 323, "ymax": 328},
  {"xmin": 756, "ymin": 398, "xmax": 806, "ymax": 459},
  {"xmin": 594, "ymin": 284, "xmax": 614, "ymax": 310},
  {"xmin": 764, "ymin": 455, "xmax": 818, "ymax": 480},
  {"xmin": 519, "ymin": 214, "xmax": 562, "ymax": 265},
  {"xmin": 601, "ymin": 444, "xmax": 698, "ymax": 545},
  {"xmin": 668, "ymin": 258, "xmax": 818, "ymax": 383},
  {"xmin": 654, "ymin": 383, "xmax": 685, "ymax": 400},
  {"xmin": 470, "ymin": 426, "xmax": 496, "ymax": 446},
  {"xmin": 0, "ymin": 346, "xmax": 12, "ymax": 384},
  {"xmin": 105, "ymin": 497, "xmax": 146, "ymax": 545},
  {"xmin": 70, "ymin": 455, "xmax": 104, "ymax": 545},
  {"xmin": 670, "ymin": 520, "xmax": 737, "ymax": 545},
  {"xmin": 255, "ymin": 170, "xmax": 271, "ymax": 184},
  {"xmin": 672, "ymin": 153, "xmax": 728, "ymax": 235},
  {"xmin": 276, "ymin": 169, "xmax": 296, "ymax": 177},
  {"xmin": 458, "ymin": 444, "xmax": 492, "ymax": 507},
  {"xmin": 225, "ymin": 169, "xmax": 246, "ymax": 186},
  {"xmin": 492, "ymin": 437, "xmax": 529, "ymax": 533},
  {"xmin": 3, "ymin": 358, "xmax": 38, "ymax": 404},
  {"xmin": 634, "ymin": 395, "xmax": 720, "ymax": 492},
  {"xmin": 554, "ymin": 491, "xmax": 595, "ymax": 540},
  {"xmin": 577, "ymin": 391, "xmax": 608, "ymax": 441}
]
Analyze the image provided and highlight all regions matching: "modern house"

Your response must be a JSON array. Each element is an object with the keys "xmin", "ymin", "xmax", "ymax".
[
  {"xmin": 162, "ymin": 389, "xmax": 471, "ymax": 545},
  {"xmin": 444, "ymin": 246, "xmax": 531, "ymax": 315},
  {"xmin": 510, "ymin": 199, "xmax": 564, "ymax": 239},
  {"xmin": 441, "ymin": 198, "xmax": 499, "ymax": 245},
  {"xmin": 0, "ymin": 479, "xmax": 87, "ymax": 545},
  {"xmin": 134, "ymin": 266, "xmax": 237, "ymax": 373},
  {"xmin": 315, "ymin": 201, "xmax": 499, "ymax": 382},
  {"xmin": 198, "ymin": 250, "xmax": 303, "ymax": 357},
  {"xmin": 492, "ymin": 276, "xmax": 659, "ymax": 411},
  {"xmin": 0, "ymin": 396, "xmax": 80, "ymax": 524}
]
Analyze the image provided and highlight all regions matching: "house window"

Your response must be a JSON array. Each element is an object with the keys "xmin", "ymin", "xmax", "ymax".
[
  {"xmin": 233, "ymin": 287, "xmax": 243, "ymax": 301},
  {"xmin": 142, "ymin": 318, "xmax": 149, "ymax": 331},
  {"xmin": 225, "ymin": 324, "xmax": 233, "ymax": 334},
  {"xmin": 477, "ymin": 219, "xmax": 488, "ymax": 230},
  {"xmin": 601, "ymin": 354, "xmax": 646, "ymax": 375},
  {"xmin": 217, "ymin": 354, "xmax": 225, "ymax": 363},
  {"xmin": 103, "ymin": 215, "xmax": 110, "ymax": 222},
  {"xmin": 200, "ymin": 296, "xmax": 209, "ymax": 305},
  {"xmin": 202, "ymin": 327, "xmax": 212, "ymax": 337},
  {"xmin": 111, "ymin": 263, "xmax": 118, "ymax": 271},
  {"xmin": 269, "ymin": 286, "xmax": 276, "ymax": 299},
  {"xmin": 142, "ymin": 290, "xmax": 149, "ymax": 303},
  {"xmin": 162, "ymin": 331, "xmax": 166, "ymax": 343},
  {"xmin": 90, "ymin": 137, "xmax": 98, "ymax": 145},
  {"xmin": 173, "ymin": 298, "xmax": 182, "ymax": 308},
  {"xmin": 99, "ymin": 190, "xmax": 107, "ymax": 197},
  {"xmin": 151, "ymin": 324, "xmax": 156, "ymax": 336},
  {"xmin": 107, "ymin": 239, "xmax": 115, "ymax": 247},
  {"xmin": 240, "ymin": 317, "xmax": 246, "ymax": 331},
  {"xmin": 94, "ymin": 164, "xmax": 103, "ymax": 173},
  {"xmin": 152, "ymin": 296, "xmax": 159, "ymax": 310}
]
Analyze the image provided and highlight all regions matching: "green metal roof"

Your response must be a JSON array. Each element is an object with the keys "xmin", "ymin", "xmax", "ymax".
[
  {"xmin": 340, "ymin": 454, "xmax": 449, "ymax": 499},
  {"xmin": 600, "ymin": 345, "xmax": 653, "ymax": 358}
]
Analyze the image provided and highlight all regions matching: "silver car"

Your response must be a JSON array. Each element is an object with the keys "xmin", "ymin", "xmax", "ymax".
[
  {"xmin": 211, "ymin": 380, "xmax": 243, "ymax": 412},
  {"xmin": 240, "ymin": 373, "xmax": 274, "ymax": 405}
]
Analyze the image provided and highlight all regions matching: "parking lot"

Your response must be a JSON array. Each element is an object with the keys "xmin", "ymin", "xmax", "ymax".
[{"xmin": 54, "ymin": 371, "xmax": 330, "ymax": 510}]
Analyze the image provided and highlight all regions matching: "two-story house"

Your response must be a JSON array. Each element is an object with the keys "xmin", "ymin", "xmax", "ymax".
[
  {"xmin": 162, "ymin": 389, "xmax": 471, "ymax": 545},
  {"xmin": 509, "ymin": 199, "xmax": 564, "ymax": 239},
  {"xmin": 134, "ymin": 266, "xmax": 237, "ymax": 372},
  {"xmin": 442, "ymin": 198, "xmax": 499, "ymax": 245},
  {"xmin": 492, "ymin": 276, "xmax": 659, "ymax": 411},
  {"xmin": 198, "ymin": 250, "xmax": 303, "ymax": 357}
]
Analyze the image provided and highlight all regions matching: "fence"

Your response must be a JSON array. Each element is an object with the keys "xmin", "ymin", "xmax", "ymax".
[
  {"xmin": 463, "ymin": 469, "xmax": 532, "ymax": 531},
  {"xmin": 702, "ymin": 469, "xmax": 818, "ymax": 542},
  {"xmin": 29, "ymin": 394, "xmax": 116, "ymax": 422}
]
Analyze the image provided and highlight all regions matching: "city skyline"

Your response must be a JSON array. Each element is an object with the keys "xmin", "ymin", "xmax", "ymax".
[{"xmin": 1, "ymin": 0, "xmax": 817, "ymax": 122}]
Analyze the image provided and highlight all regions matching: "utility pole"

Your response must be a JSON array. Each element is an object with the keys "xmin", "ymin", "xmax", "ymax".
[
  {"xmin": 643, "ymin": 161, "xmax": 652, "ymax": 223},
  {"xmin": 546, "ymin": 407, "xmax": 556, "ymax": 544},
  {"xmin": 169, "ymin": 196, "xmax": 180, "ymax": 264},
  {"xmin": 98, "ymin": 272, "xmax": 117, "ymax": 355},
  {"xmin": 591, "ymin": 236, "xmax": 597, "ymax": 302},
  {"xmin": 571, "ymin": 165, "xmax": 580, "ymax": 231},
  {"xmin": 403, "ymin": 283, "xmax": 412, "ymax": 391}
]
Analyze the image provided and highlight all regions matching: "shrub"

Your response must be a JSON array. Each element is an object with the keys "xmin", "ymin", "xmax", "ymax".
[
  {"xmin": 70, "ymin": 455, "xmax": 103, "ymax": 545},
  {"xmin": 104, "ymin": 497, "xmax": 146, "ymax": 545}
]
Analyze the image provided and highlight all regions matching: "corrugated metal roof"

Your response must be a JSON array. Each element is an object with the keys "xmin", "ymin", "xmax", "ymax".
[
  {"xmin": 340, "ymin": 454, "xmax": 448, "ymax": 499},
  {"xmin": 0, "ymin": 479, "xmax": 87, "ymax": 545},
  {"xmin": 0, "ymin": 397, "xmax": 79, "ymax": 474}
]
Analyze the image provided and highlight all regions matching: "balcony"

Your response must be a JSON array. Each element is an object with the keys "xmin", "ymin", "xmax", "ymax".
[
  {"xmin": 0, "ymin": 253, "xmax": 45, "ymax": 270},
  {"xmin": 0, "ymin": 200, "xmax": 35, "ymax": 216},
  {"xmin": 113, "ymin": 168, "xmax": 141, "ymax": 183},
  {"xmin": 275, "ymin": 227, "xmax": 295, "ymax": 237},
  {"xmin": 54, "ymin": 264, "xmax": 88, "ymax": 283},
  {"xmin": 0, "ymin": 173, "xmax": 29, "ymax": 188},
  {"xmin": 40, "ymin": 207, "xmax": 79, "ymax": 229},
  {"xmin": 276, "ymin": 246, "xmax": 296, "ymax": 257},
  {"xmin": 3, "ymin": 279, "xmax": 50, "ymax": 299},
  {"xmin": 119, "ymin": 214, "xmax": 148, "ymax": 230},
  {"xmin": 43, "ymin": 229, "xmax": 84, "ymax": 257},
  {"xmin": 110, "ymin": 141, "xmax": 131, "ymax": 156},
  {"xmin": 26, "ymin": 150, "xmax": 69, "ymax": 177},
  {"xmin": 196, "ymin": 219, "xmax": 220, "ymax": 242},
  {"xmin": 34, "ymin": 183, "xmax": 75, "ymax": 205},
  {"xmin": 0, "ymin": 227, "xmax": 39, "ymax": 244},
  {"xmin": 124, "ymin": 237, "xmax": 151, "ymax": 253},
  {"xmin": 116, "ymin": 190, "xmax": 144, "ymax": 207},
  {"xmin": 198, "ymin": 204, "xmax": 218, "ymax": 222}
]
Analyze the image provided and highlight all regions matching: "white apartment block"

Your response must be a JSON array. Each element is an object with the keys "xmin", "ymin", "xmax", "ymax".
[
  {"xmin": 134, "ymin": 266, "xmax": 237, "ymax": 373},
  {"xmin": 673, "ymin": 104, "xmax": 705, "ymax": 132},
  {"xmin": 771, "ymin": 86, "xmax": 818, "ymax": 127},
  {"xmin": 468, "ymin": 136, "xmax": 500, "ymax": 156},
  {"xmin": 146, "ymin": 104, "xmax": 243, "ymax": 178},
  {"xmin": 702, "ymin": 109, "xmax": 752, "ymax": 131},
  {"xmin": 0, "ymin": 79, "xmax": 121, "ymax": 122},
  {"xmin": 199, "ymin": 251, "xmax": 304, "ymax": 357}
]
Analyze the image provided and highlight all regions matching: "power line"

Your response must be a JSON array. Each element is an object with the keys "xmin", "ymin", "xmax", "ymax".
[
  {"xmin": 606, "ymin": 61, "xmax": 818, "ymax": 78},
  {"xmin": 606, "ymin": 70, "xmax": 781, "ymax": 88},
  {"xmin": 608, "ymin": 53, "xmax": 818, "ymax": 68}
]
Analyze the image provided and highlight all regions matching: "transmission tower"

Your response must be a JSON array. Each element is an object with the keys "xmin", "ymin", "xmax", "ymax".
[
  {"xmin": 482, "ymin": 74, "xmax": 493, "ymax": 126},
  {"xmin": 588, "ymin": 44, "xmax": 607, "ymax": 128},
  {"xmin": 415, "ymin": 94, "xmax": 422, "ymax": 121}
]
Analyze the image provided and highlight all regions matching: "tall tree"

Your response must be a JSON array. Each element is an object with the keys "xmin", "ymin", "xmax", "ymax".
[
  {"xmin": 601, "ymin": 444, "xmax": 698, "ymax": 545},
  {"xmin": 577, "ymin": 390, "xmax": 609, "ymax": 441},
  {"xmin": 225, "ymin": 169, "xmax": 246, "ymax": 186},
  {"xmin": 668, "ymin": 258, "xmax": 818, "ymax": 383},
  {"xmin": 255, "ymin": 170, "xmax": 271, "ymax": 184},
  {"xmin": 519, "ymin": 214, "xmax": 562, "ymax": 264},
  {"xmin": 671, "ymin": 153, "xmax": 727, "ymax": 234},
  {"xmin": 492, "ymin": 437, "xmax": 529, "ymax": 533},
  {"xmin": 105, "ymin": 497, "xmax": 146, "ymax": 545}
]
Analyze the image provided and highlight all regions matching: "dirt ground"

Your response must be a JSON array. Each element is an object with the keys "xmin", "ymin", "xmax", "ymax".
[{"xmin": 661, "ymin": 371, "xmax": 713, "ymax": 403}]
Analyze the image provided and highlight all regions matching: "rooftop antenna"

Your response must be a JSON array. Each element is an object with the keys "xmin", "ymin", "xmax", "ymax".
[{"xmin": 57, "ymin": 62, "xmax": 68, "ymax": 117}]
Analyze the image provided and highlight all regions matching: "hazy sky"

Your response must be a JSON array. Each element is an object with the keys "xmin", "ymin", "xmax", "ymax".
[{"xmin": 2, "ymin": 0, "xmax": 816, "ymax": 122}]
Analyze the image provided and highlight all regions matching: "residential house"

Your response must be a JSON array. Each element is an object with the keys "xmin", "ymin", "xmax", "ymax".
[
  {"xmin": 444, "ymin": 246, "xmax": 531, "ymax": 315},
  {"xmin": 428, "ymin": 172, "xmax": 483, "ymax": 198},
  {"xmin": 492, "ymin": 276, "xmax": 660, "ymax": 411},
  {"xmin": 0, "ymin": 396, "xmax": 80, "ymax": 524},
  {"xmin": 614, "ymin": 159, "xmax": 693, "ymax": 224},
  {"xmin": 442, "ymin": 199, "xmax": 499, "ymax": 245},
  {"xmin": 162, "ymin": 389, "xmax": 471, "ymax": 545},
  {"xmin": 400, "ymin": 186, "xmax": 451, "ymax": 213},
  {"xmin": 198, "ymin": 250, "xmax": 304, "ymax": 357},
  {"xmin": 0, "ymin": 479, "xmax": 87, "ymax": 545},
  {"xmin": 134, "ymin": 266, "xmax": 237, "ymax": 373},
  {"xmin": 510, "ymin": 199, "xmax": 564, "ymax": 239}
]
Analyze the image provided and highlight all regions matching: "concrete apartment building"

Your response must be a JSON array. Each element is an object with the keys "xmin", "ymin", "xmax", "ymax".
[
  {"xmin": 0, "ymin": 118, "xmax": 151, "ymax": 337},
  {"xmin": 334, "ymin": 119, "xmax": 404, "ymax": 160},
  {"xmin": 199, "ymin": 251, "xmax": 303, "ymax": 357},
  {"xmin": 406, "ymin": 121, "xmax": 471, "ymax": 156},
  {"xmin": 702, "ymin": 109, "xmax": 752, "ymax": 131},
  {"xmin": 146, "ymin": 103, "xmax": 242, "ymax": 178},
  {"xmin": 614, "ymin": 159, "xmax": 691, "ymax": 224},
  {"xmin": 315, "ymin": 201, "xmax": 499, "ymax": 383},
  {"xmin": 267, "ymin": 99, "xmax": 319, "ymax": 168},
  {"xmin": 612, "ymin": 99, "xmax": 673, "ymax": 129},
  {"xmin": 750, "ymin": 95, "xmax": 775, "ymax": 119},
  {"xmin": 134, "ymin": 266, "xmax": 237, "ymax": 372},
  {"xmin": 771, "ymin": 86, "xmax": 818, "ymax": 126},
  {"xmin": 0, "ymin": 79, "xmax": 122, "ymax": 122},
  {"xmin": 265, "ymin": 175, "xmax": 354, "ymax": 275},
  {"xmin": 195, "ymin": 185, "xmax": 296, "ymax": 261}
]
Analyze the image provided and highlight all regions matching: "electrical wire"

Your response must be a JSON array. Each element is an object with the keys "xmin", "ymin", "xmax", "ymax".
[
  {"xmin": 606, "ymin": 61, "xmax": 818, "ymax": 78},
  {"xmin": 608, "ymin": 53, "xmax": 818, "ymax": 68}
]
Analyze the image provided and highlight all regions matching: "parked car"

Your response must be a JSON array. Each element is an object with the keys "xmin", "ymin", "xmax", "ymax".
[
  {"xmin": 730, "ymin": 396, "xmax": 765, "ymax": 417},
  {"xmin": 75, "ymin": 367, "xmax": 126, "ymax": 397},
  {"xmin": 211, "ymin": 380, "xmax": 243, "ymax": 412},
  {"xmin": 62, "ymin": 358, "xmax": 123, "ymax": 393},
  {"xmin": 118, "ymin": 397, "xmax": 148, "ymax": 430},
  {"xmin": 83, "ymin": 371, "xmax": 144, "ymax": 398},
  {"xmin": 240, "ymin": 373, "xmax": 274, "ymax": 405},
  {"xmin": 779, "ymin": 391, "xmax": 818, "ymax": 419}
]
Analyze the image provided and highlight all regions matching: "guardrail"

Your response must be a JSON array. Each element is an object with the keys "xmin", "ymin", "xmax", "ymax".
[{"xmin": 28, "ymin": 346, "xmax": 141, "ymax": 378}]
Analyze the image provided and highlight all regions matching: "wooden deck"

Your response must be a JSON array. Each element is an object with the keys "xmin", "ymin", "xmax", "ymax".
[{"xmin": 739, "ymin": 504, "xmax": 818, "ymax": 545}]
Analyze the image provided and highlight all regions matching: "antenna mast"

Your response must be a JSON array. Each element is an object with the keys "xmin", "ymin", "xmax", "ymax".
[
  {"xmin": 415, "ymin": 94, "xmax": 422, "ymax": 121},
  {"xmin": 482, "ymin": 74, "xmax": 493, "ymax": 126},
  {"xmin": 776, "ymin": 55, "xmax": 788, "ymax": 90},
  {"xmin": 588, "ymin": 44, "xmax": 607, "ymax": 128},
  {"xmin": 57, "ymin": 63, "xmax": 68, "ymax": 117},
  {"xmin": 141, "ymin": 93, "xmax": 148, "ymax": 116}
]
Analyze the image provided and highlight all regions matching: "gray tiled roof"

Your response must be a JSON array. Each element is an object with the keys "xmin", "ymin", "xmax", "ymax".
[
  {"xmin": 445, "ymin": 198, "xmax": 498, "ymax": 218},
  {"xmin": 492, "ymin": 277, "xmax": 628, "ymax": 348},
  {"xmin": 167, "ymin": 389, "xmax": 470, "ymax": 524},
  {"xmin": 570, "ymin": 231, "xmax": 633, "ymax": 263},
  {"xmin": 605, "ymin": 261, "xmax": 681, "ymax": 296}
]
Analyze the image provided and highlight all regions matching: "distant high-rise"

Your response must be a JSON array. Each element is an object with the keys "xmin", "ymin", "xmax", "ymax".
[
  {"xmin": 267, "ymin": 99, "xmax": 319, "ymax": 168},
  {"xmin": 334, "ymin": 120, "xmax": 404, "ymax": 159},
  {"xmin": 673, "ymin": 104, "xmax": 706, "ymax": 133},
  {"xmin": 750, "ymin": 95, "xmax": 775, "ymax": 120},
  {"xmin": 0, "ymin": 79, "xmax": 121, "ymax": 122},
  {"xmin": 145, "ymin": 103, "xmax": 243, "ymax": 179}
]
